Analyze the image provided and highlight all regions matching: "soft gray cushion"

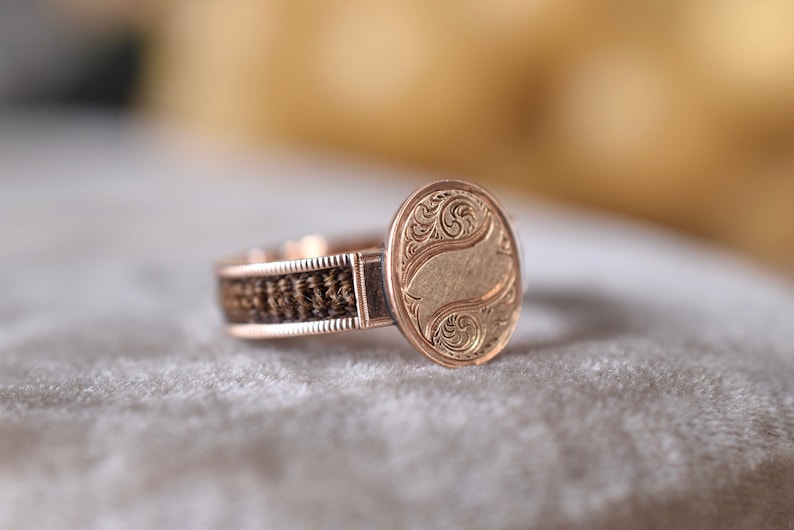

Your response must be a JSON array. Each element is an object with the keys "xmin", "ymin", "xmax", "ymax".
[{"xmin": 1, "ymin": 113, "xmax": 793, "ymax": 529}]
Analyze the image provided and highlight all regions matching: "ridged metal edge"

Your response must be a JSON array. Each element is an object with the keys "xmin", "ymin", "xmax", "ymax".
[
  {"xmin": 217, "ymin": 253, "xmax": 352, "ymax": 279},
  {"xmin": 225, "ymin": 317, "xmax": 360, "ymax": 339}
]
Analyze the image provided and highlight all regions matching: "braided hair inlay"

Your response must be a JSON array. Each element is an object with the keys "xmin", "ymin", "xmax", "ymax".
[{"xmin": 219, "ymin": 266, "xmax": 357, "ymax": 324}]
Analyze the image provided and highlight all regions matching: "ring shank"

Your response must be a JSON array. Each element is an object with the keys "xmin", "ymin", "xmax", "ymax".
[{"xmin": 216, "ymin": 236, "xmax": 394, "ymax": 339}]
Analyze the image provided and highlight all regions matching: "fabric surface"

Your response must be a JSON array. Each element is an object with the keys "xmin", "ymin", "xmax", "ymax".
[{"xmin": 1, "ymin": 113, "xmax": 793, "ymax": 530}]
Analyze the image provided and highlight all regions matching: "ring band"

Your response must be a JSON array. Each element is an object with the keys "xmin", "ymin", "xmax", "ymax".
[{"xmin": 216, "ymin": 180, "xmax": 522, "ymax": 368}]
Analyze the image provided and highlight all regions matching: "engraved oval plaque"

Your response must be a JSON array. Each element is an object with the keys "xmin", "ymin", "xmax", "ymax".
[{"xmin": 384, "ymin": 180, "xmax": 522, "ymax": 367}]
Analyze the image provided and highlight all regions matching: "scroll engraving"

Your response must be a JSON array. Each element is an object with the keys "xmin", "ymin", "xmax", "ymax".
[{"xmin": 395, "ymin": 189, "xmax": 519, "ymax": 361}]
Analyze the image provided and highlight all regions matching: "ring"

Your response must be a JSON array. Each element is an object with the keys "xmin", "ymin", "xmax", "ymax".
[{"xmin": 216, "ymin": 180, "xmax": 523, "ymax": 368}]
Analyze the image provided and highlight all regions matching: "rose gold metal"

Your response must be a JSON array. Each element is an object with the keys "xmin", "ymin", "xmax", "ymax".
[
  {"xmin": 226, "ymin": 317, "xmax": 360, "ymax": 339},
  {"xmin": 352, "ymin": 250, "xmax": 394, "ymax": 329},
  {"xmin": 215, "ymin": 180, "xmax": 523, "ymax": 367},
  {"xmin": 384, "ymin": 180, "xmax": 522, "ymax": 367}
]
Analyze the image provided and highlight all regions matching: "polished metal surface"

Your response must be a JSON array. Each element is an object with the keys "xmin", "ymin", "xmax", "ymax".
[
  {"xmin": 216, "ymin": 180, "xmax": 522, "ymax": 367},
  {"xmin": 384, "ymin": 180, "xmax": 522, "ymax": 367}
]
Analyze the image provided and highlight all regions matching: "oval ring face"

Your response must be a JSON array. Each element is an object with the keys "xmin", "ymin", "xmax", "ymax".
[{"xmin": 384, "ymin": 180, "xmax": 522, "ymax": 367}]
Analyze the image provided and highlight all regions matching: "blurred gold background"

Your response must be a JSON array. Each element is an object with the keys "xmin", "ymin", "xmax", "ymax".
[{"xmin": 11, "ymin": 0, "xmax": 794, "ymax": 270}]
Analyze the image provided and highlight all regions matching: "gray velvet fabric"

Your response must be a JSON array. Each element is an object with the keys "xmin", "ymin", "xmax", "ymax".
[{"xmin": 1, "ymin": 114, "xmax": 793, "ymax": 529}]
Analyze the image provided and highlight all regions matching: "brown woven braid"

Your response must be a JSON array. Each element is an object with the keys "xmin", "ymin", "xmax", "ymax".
[{"xmin": 219, "ymin": 266, "xmax": 357, "ymax": 324}]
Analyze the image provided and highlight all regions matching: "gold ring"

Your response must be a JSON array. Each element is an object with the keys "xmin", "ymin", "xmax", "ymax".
[{"xmin": 216, "ymin": 180, "xmax": 522, "ymax": 368}]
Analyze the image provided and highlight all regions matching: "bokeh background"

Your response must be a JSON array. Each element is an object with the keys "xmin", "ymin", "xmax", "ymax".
[{"xmin": 3, "ymin": 0, "xmax": 793, "ymax": 271}]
